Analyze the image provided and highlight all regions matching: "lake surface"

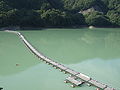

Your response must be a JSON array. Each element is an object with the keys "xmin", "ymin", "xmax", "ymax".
[{"xmin": 0, "ymin": 28, "xmax": 120, "ymax": 90}]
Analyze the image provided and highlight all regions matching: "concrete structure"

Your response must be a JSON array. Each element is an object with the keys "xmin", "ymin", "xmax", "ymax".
[{"xmin": 65, "ymin": 76, "xmax": 84, "ymax": 87}]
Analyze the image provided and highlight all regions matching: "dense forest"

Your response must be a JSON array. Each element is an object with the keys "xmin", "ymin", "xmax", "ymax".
[{"xmin": 0, "ymin": 0, "xmax": 120, "ymax": 28}]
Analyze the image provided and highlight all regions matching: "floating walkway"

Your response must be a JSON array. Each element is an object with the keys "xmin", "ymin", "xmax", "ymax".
[{"xmin": 5, "ymin": 30, "xmax": 115, "ymax": 90}]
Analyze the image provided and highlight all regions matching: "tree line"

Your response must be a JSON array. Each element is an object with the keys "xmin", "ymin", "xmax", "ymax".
[{"xmin": 0, "ymin": 0, "xmax": 120, "ymax": 28}]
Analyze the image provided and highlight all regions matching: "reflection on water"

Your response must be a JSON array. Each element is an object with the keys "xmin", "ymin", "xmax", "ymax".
[
  {"xmin": 22, "ymin": 28, "xmax": 120, "ymax": 63},
  {"xmin": 0, "ymin": 28, "xmax": 120, "ymax": 90},
  {"xmin": 0, "ymin": 63, "xmax": 94, "ymax": 90},
  {"xmin": 0, "ymin": 58, "xmax": 120, "ymax": 90},
  {"xmin": 68, "ymin": 58, "xmax": 120, "ymax": 90}
]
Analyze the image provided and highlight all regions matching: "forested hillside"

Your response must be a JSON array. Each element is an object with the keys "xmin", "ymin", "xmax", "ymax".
[{"xmin": 0, "ymin": 0, "xmax": 120, "ymax": 28}]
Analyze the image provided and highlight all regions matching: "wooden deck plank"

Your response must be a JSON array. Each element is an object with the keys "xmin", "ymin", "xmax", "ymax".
[
  {"xmin": 65, "ymin": 69, "xmax": 79, "ymax": 75},
  {"xmin": 50, "ymin": 61, "xmax": 59, "ymax": 66},
  {"xmin": 57, "ymin": 64, "xmax": 67, "ymax": 70},
  {"xmin": 76, "ymin": 73, "xmax": 91, "ymax": 81},
  {"xmin": 66, "ymin": 77, "xmax": 83, "ymax": 86},
  {"xmin": 88, "ymin": 79, "xmax": 107, "ymax": 89},
  {"xmin": 104, "ymin": 87, "xmax": 115, "ymax": 90},
  {"xmin": 44, "ymin": 58, "xmax": 52, "ymax": 62}
]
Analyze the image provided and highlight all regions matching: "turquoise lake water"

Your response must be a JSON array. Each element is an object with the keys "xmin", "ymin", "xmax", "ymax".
[{"xmin": 0, "ymin": 28, "xmax": 120, "ymax": 90}]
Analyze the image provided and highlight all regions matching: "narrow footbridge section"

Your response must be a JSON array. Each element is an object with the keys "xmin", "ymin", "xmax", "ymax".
[{"xmin": 5, "ymin": 30, "xmax": 115, "ymax": 90}]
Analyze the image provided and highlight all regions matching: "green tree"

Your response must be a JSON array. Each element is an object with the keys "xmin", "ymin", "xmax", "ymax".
[
  {"xmin": 84, "ymin": 11, "xmax": 111, "ymax": 27},
  {"xmin": 6, "ymin": 9, "xmax": 20, "ymax": 26},
  {"xmin": 19, "ymin": 9, "xmax": 43, "ymax": 27},
  {"xmin": 0, "ymin": 0, "xmax": 119, "ymax": 28},
  {"xmin": 108, "ymin": 0, "xmax": 120, "ymax": 10},
  {"xmin": 0, "ymin": 1, "xmax": 11, "ymax": 12},
  {"xmin": 0, "ymin": 11, "xmax": 7, "ymax": 27},
  {"xmin": 69, "ymin": 13, "xmax": 86, "ymax": 26},
  {"xmin": 41, "ymin": 9, "xmax": 66, "ymax": 26},
  {"xmin": 107, "ymin": 10, "xmax": 120, "ymax": 26}
]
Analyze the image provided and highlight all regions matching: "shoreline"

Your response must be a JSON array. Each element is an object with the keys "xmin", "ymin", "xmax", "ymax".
[{"xmin": 0, "ymin": 26, "xmax": 120, "ymax": 31}]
